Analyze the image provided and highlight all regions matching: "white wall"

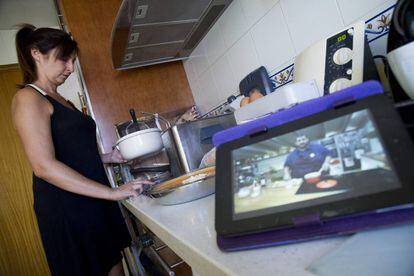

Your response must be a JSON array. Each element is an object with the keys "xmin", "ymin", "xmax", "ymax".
[
  {"xmin": 0, "ymin": 0, "xmax": 83, "ymax": 111},
  {"xmin": 0, "ymin": 30, "xmax": 18, "ymax": 65},
  {"xmin": 0, "ymin": 28, "xmax": 83, "ymax": 110},
  {"xmin": 0, "ymin": 0, "xmax": 58, "ymax": 30},
  {"xmin": 184, "ymin": 0, "xmax": 397, "ymax": 114}
]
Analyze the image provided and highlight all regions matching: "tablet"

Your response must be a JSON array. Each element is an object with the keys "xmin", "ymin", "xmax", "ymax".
[{"xmin": 215, "ymin": 94, "xmax": 414, "ymax": 237}]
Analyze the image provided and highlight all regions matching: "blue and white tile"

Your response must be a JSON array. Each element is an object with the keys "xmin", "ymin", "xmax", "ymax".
[
  {"xmin": 227, "ymin": 32, "xmax": 261, "ymax": 86},
  {"xmin": 188, "ymin": 40, "xmax": 210, "ymax": 78},
  {"xmin": 250, "ymin": 2, "xmax": 296, "ymax": 73},
  {"xmin": 239, "ymin": 0, "xmax": 280, "ymax": 29},
  {"xmin": 367, "ymin": 26, "xmax": 391, "ymax": 59},
  {"xmin": 269, "ymin": 61, "xmax": 295, "ymax": 90},
  {"xmin": 336, "ymin": 0, "xmax": 392, "ymax": 26},
  {"xmin": 219, "ymin": 0, "xmax": 250, "ymax": 49},
  {"xmin": 210, "ymin": 53, "xmax": 238, "ymax": 100},
  {"xmin": 280, "ymin": 0, "xmax": 344, "ymax": 54},
  {"xmin": 203, "ymin": 19, "xmax": 227, "ymax": 66},
  {"xmin": 364, "ymin": 0, "xmax": 396, "ymax": 43}
]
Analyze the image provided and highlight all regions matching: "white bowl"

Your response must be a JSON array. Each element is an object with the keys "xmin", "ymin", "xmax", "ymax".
[
  {"xmin": 304, "ymin": 171, "xmax": 321, "ymax": 184},
  {"xmin": 116, "ymin": 128, "xmax": 163, "ymax": 160},
  {"xmin": 387, "ymin": 41, "xmax": 414, "ymax": 99}
]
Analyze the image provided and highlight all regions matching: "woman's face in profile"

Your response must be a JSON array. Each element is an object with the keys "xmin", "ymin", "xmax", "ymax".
[{"xmin": 36, "ymin": 48, "xmax": 76, "ymax": 86}]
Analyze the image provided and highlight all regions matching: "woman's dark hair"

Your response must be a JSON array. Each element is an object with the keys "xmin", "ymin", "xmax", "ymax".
[{"xmin": 15, "ymin": 24, "xmax": 78, "ymax": 88}]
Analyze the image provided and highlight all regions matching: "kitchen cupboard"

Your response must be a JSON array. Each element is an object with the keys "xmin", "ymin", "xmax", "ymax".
[
  {"xmin": 0, "ymin": 65, "xmax": 50, "ymax": 276},
  {"xmin": 58, "ymin": 0, "xmax": 195, "ymax": 152}
]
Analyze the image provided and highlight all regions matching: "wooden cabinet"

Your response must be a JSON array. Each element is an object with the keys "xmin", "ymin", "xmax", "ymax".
[
  {"xmin": 0, "ymin": 66, "xmax": 50, "ymax": 276},
  {"xmin": 59, "ymin": 0, "xmax": 195, "ymax": 152}
]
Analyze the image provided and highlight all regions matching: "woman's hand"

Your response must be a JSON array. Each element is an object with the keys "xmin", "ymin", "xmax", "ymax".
[
  {"xmin": 110, "ymin": 148, "xmax": 126, "ymax": 163},
  {"xmin": 101, "ymin": 148, "xmax": 127, "ymax": 164},
  {"xmin": 111, "ymin": 179, "xmax": 154, "ymax": 201}
]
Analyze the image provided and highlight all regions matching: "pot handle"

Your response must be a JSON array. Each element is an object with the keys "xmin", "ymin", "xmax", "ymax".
[
  {"xmin": 155, "ymin": 113, "xmax": 172, "ymax": 134},
  {"xmin": 138, "ymin": 110, "xmax": 171, "ymax": 132},
  {"xmin": 129, "ymin": 108, "xmax": 138, "ymax": 123}
]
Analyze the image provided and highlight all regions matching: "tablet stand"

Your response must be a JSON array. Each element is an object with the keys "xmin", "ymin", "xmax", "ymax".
[{"xmin": 217, "ymin": 207, "xmax": 414, "ymax": 251}]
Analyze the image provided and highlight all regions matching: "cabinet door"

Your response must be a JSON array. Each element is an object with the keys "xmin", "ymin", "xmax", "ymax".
[{"xmin": 0, "ymin": 66, "xmax": 50, "ymax": 276}]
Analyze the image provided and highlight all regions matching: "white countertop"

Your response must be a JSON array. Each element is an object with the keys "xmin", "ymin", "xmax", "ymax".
[{"xmin": 122, "ymin": 195, "xmax": 347, "ymax": 276}]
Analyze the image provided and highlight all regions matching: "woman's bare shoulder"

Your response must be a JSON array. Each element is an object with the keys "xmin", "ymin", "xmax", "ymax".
[
  {"xmin": 12, "ymin": 86, "xmax": 52, "ymax": 114},
  {"xmin": 14, "ymin": 86, "xmax": 43, "ymax": 102}
]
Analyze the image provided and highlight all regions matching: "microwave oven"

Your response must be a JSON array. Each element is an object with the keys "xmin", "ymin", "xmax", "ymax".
[{"xmin": 294, "ymin": 21, "xmax": 379, "ymax": 95}]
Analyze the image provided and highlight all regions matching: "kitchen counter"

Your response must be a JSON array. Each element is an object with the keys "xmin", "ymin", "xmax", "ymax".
[{"xmin": 122, "ymin": 195, "xmax": 346, "ymax": 275}]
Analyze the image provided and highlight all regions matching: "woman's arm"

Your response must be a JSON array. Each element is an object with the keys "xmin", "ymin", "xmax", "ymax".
[{"xmin": 11, "ymin": 88, "xmax": 144, "ymax": 201}]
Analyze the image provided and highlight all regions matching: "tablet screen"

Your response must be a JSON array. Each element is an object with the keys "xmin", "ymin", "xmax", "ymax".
[{"xmin": 232, "ymin": 109, "xmax": 400, "ymax": 220}]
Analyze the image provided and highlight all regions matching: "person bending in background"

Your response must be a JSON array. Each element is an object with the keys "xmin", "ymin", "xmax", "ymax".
[
  {"xmin": 283, "ymin": 135, "xmax": 331, "ymax": 180},
  {"xmin": 12, "ymin": 24, "xmax": 152, "ymax": 276}
]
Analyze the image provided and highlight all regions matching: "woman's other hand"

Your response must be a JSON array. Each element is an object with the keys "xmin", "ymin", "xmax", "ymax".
[
  {"xmin": 111, "ymin": 179, "xmax": 154, "ymax": 201},
  {"xmin": 109, "ymin": 148, "xmax": 126, "ymax": 163},
  {"xmin": 101, "ymin": 148, "xmax": 126, "ymax": 164}
]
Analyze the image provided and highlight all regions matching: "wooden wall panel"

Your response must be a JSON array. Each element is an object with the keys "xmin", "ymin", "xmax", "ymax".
[
  {"xmin": 59, "ymin": 0, "xmax": 195, "ymax": 152},
  {"xmin": 0, "ymin": 66, "xmax": 50, "ymax": 276}
]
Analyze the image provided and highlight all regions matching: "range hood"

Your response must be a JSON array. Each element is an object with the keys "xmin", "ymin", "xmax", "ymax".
[{"xmin": 110, "ymin": 0, "xmax": 233, "ymax": 70}]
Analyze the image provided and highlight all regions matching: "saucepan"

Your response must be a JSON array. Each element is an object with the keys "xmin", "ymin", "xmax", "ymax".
[{"xmin": 115, "ymin": 109, "xmax": 171, "ymax": 160}]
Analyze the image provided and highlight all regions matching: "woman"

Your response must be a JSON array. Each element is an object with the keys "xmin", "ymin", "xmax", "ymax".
[{"xmin": 11, "ymin": 24, "xmax": 151, "ymax": 276}]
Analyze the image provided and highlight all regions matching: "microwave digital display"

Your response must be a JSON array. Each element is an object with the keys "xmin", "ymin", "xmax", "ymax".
[{"xmin": 337, "ymin": 34, "xmax": 347, "ymax": 43}]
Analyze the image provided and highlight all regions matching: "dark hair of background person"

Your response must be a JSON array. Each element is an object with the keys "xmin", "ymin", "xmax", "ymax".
[{"xmin": 15, "ymin": 24, "xmax": 79, "ymax": 88}]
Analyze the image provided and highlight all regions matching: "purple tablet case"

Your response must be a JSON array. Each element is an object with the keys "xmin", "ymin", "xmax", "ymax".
[
  {"xmin": 217, "ymin": 208, "xmax": 414, "ymax": 252},
  {"xmin": 213, "ymin": 80, "xmax": 384, "ymax": 148},
  {"xmin": 213, "ymin": 81, "xmax": 414, "ymax": 252}
]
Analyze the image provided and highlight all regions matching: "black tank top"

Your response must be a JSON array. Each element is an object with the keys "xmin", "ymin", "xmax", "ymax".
[{"xmin": 28, "ymin": 84, "xmax": 112, "ymax": 218}]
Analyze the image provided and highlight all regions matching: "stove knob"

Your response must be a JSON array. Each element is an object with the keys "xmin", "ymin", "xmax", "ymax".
[
  {"xmin": 333, "ymin": 47, "xmax": 353, "ymax": 65},
  {"xmin": 329, "ymin": 78, "xmax": 352, "ymax": 93}
]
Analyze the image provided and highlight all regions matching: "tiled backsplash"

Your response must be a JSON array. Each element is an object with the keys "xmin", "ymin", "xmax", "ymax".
[{"xmin": 184, "ymin": 0, "xmax": 397, "ymax": 117}]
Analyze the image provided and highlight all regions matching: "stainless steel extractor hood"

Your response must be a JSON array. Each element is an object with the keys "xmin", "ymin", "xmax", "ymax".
[{"xmin": 110, "ymin": 0, "xmax": 233, "ymax": 70}]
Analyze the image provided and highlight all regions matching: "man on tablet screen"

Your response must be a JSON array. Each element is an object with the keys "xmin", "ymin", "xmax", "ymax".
[{"xmin": 283, "ymin": 135, "xmax": 331, "ymax": 180}]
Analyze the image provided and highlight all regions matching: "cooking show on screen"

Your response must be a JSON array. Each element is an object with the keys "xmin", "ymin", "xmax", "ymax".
[{"xmin": 232, "ymin": 109, "xmax": 400, "ymax": 217}]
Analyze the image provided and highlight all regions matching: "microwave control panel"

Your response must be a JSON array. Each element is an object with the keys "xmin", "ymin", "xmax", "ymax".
[{"xmin": 324, "ymin": 27, "xmax": 354, "ymax": 94}]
